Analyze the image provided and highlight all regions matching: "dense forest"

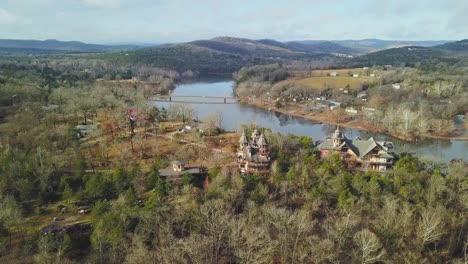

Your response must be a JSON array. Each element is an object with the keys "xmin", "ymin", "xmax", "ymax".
[
  {"xmin": 0, "ymin": 39, "xmax": 138, "ymax": 55},
  {"xmin": 348, "ymin": 46, "xmax": 466, "ymax": 69},
  {"xmin": 100, "ymin": 44, "xmax": 337, "ymax": 76},
  {"xmin": 2, "ymin": 38, "xmax": 467, "ymax": 77}
]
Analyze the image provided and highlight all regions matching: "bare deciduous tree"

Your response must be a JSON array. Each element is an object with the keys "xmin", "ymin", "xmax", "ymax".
[
  {"xmin": 229, "ymin": 215, "xmax": 274, "ymax": 264},
  {"xmin": 353, "ymin": 229, "xmax": 386, "ymax": 264},
  {"xmin": 417, "ymin": 207, "xmax": 446, "ymax": 248}
]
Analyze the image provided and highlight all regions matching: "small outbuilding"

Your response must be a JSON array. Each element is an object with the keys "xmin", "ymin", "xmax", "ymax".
[{"xmin": 159, "ymin": 160, "xmax": 207, "ymax": 181}]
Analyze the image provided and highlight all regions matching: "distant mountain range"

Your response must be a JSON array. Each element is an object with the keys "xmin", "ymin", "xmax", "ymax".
[
  {"xmin": 185, "ymin": 37, "xmax": 453, "ymax": 56},
  {"xmin": 331, "ymin": 39, "xmax": 449, "ymax": 53},
  {"xmin": 0, "ymin": 39, "xmax": 139, "ymax": 54},
  {"xmin": 349, "ymin": 39, "xmax": 468, "ymax": 67},
  {"xmin": 0, "ymin": 37, "xmax": 454, "ymax": 56},
  {"xmin": 1, "ymin": 37, "xmax": 467, "ymax": 74}
]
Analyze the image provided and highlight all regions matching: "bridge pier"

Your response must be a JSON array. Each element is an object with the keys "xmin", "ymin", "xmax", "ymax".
[{"xmin": 224, "ymin": 97, "xmax": 226, "ymax": 104}]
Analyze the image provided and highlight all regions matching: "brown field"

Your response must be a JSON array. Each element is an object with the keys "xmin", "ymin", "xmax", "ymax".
[
  {"xmin": 295, "ymin": 76, "xmax": 373, "ymax": 90},
  {"xmin": 309, "ymin": 68, "xmax": 374, "ymax": 77},
  {"xmin": 276, "ymin": 68, "xmax": 391, "ymax": 92}
]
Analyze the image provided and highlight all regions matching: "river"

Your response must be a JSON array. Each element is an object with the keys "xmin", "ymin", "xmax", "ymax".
[{"xmin": 155, "ymin": 80, "xmax": 468, "ymax": 162}]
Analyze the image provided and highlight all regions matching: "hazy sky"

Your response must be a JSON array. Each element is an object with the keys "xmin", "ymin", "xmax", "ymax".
[{"xmin": 0, "ymin": 0, "xmax": 466, "ymax": 43}]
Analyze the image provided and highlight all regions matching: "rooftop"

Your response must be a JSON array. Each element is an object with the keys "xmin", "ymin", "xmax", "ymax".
[{"xmin": 159, "ymin": 167, "xmax": 203, "ymax": 177}]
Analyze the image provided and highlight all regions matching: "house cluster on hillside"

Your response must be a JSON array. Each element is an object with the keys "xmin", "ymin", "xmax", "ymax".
[
  {"xmin": 317, "ymin": 127, "xmax": 395, "ymax": 171},
  {"xmin": 236, "ymin": 128, "xmax": 271, "ymax": 175}
]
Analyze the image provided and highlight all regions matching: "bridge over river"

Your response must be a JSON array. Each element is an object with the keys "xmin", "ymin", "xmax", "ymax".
[
  {"xmin": 154, "ymin": 81, "xmax": 468, "ymax": 162},
  {"xmin": 153, "ymin": 95, "xmax": 238, "ymax": 104}
]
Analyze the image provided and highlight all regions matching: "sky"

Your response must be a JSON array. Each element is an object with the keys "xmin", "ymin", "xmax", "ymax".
[{"xmin": 0, "ymin": 0, "xmax": 466, "ymax": 43}]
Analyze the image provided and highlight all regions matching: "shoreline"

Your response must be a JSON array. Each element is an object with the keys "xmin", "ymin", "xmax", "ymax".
[{"xmin": 239, "ymin": 98, "xmax": 468, "ymax": 142}]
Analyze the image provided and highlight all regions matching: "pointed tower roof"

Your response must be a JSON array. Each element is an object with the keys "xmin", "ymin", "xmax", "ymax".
[
  {"xmin": 332, "ymin": 126, "xmax": 343, "ymax": 139},
  {"xmin": 239, "ymin": 130, "xmax": 248, "ymax": 144},
  {"xmin": 252, "ymin": 127, "xmax": 260, "ymax": 137},
  {"xmin": 257, "ymin": 133, "xmax": 268, "ymax": 146}
]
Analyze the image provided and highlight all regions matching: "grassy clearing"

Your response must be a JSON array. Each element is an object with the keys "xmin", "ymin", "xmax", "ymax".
[{"xmin": 295, "ymin": 76, "xmax": 372, "ymax": 90}]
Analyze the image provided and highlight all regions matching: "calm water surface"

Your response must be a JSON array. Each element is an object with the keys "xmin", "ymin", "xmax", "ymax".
[{"xmin": 156, "ymin": 80, "xmax": 468, "ymax": 162}]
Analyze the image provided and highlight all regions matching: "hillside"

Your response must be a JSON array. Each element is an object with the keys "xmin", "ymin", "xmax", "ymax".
[
  {"xmin": 0, "ymin": 46, "xmax": 74, "ymax": 55},
  {"xmin": 334, "ymin": 39, "xmax": 449, "ymax": 53},
  {"xmin": 103, "ymin": 44, "xmax": 278, "ymax": 75},
  {"xmin": 2, "ymin": 37, "xmax": 463, "ymax": 75},
  {"xmin": 188, "ymin": 37, "xmax": 366, "ymax": 57},
  {"xmin": 0, "ymin": 39, "xmax": 138, "ymax": 54},
  {"xmin": 105, "ymin": 39, "xmax": 338, "ymax": 75},
  {"xmin": 434, "ymin": 39, "xmax": 468, "ymax": 53},
  {"xmin": 286, "ymin": 40, "xmax": 358, "ymax": 55},
  {"xmin": 187, "ymin": 37, "xmax": 327, "ymax": 60},
  {"xmin": 348, "ymin": 46, "xmax": 462, "ymax": 67}
]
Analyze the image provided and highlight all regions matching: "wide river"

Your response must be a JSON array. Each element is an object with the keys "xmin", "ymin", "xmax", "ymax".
[{"xmin": 156, "ymin": 80, "xmax": 468, "ymax": 162}]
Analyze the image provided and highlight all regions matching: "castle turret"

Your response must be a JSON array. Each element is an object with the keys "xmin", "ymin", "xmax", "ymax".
[
  {"xmin": 239, "ymin": 130, "xmax": 249, "ymax": 150},
  {"xmin": 332, "ymin": 127, "xmax": 344, "ymax": 148},
  {"xmin": 252, "ymin": 127, "xmax": 260, "ymax": 144},
  {"xmin": 257, "ymin": 133, "xmax": 269, "ymax": 156}
]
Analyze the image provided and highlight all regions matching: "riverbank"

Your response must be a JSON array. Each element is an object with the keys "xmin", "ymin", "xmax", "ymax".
[{"xmin": 239, "ymin": 98, "xmax": 468, "ymax": 142}]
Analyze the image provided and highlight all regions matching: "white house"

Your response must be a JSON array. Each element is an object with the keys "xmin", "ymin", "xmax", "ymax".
[
  {"xmin": 330, "ymin": 72, "xmax": 339, "ymax": 77},
  {"xmin": 345, "ymin": 107, "xmax": 358, "ymax": 114},
  {"xmin": 370, "ymin": 73, "xmax": 375, "ymax": 77},
  {"xmin": 352, "ymin": 74, "xmax": 359, "ymax": 78},
  {"xmin": 362, "ymin": 107, "xmax": 376, "ymax": 112},
  {"xmin": 392, "ymin": 83, "xmax": 402, "ymax": 90},
  {"xmin": 357, "ymin": 92, "xmax": 367, "ymax": 101}
]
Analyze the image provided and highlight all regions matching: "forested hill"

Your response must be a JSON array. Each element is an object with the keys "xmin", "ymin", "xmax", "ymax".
[
  {"xmin": 103, "ymin": 41, "xmax": 338, "ymax": 75},
  {"xmin": 285, "ymin": 40, "xmax": 358, "ymax": 55},
  {"xmin": 348, "ymin": 45, "xmax": 467, "ymax": 68},
  {"xmin": 331, "ymin": 39, "xmax": 448, "ymax": 54},
  {"xmin": 1, "ymin": 37, "xmax": 463, "ymax": 75},
  {"xmin": 0, "ymin": 39, "xmax": 138, "ymax": 54},
  {"xmin": 104, "ymin": 44, "xmax": 282, "ymax": 76},
  {"xmin": 433, "ymin": 39, "xmax": 468, "ymax": 53},
  {"xmin": 102, "ymin": 37, "xmax": 461, "ymax": 75}
]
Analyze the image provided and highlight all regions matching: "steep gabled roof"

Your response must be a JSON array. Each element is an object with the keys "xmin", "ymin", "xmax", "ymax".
[
  {"xmin": 378, "ymin": 150, "xmax": 394, "ymax": 159},
  {"xmin": 239, "ymin": 130, "xmax": 248, "ymax": 144},
  {"xmin": 318, "ymin": 127, "xmax": 395, "ymax": 159},
  {"xmin": 257, "ymin": 133, "xmax": 268, "ymax": 146},
  {"xmin": 348, "ymin": 138, "xmax": 378, "ymax": 157}
]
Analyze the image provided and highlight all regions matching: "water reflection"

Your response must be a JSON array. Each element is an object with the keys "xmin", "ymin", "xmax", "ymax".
[{"xmin": 155, "ymin": 81, "xmax": 468, "ymax": 162}]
